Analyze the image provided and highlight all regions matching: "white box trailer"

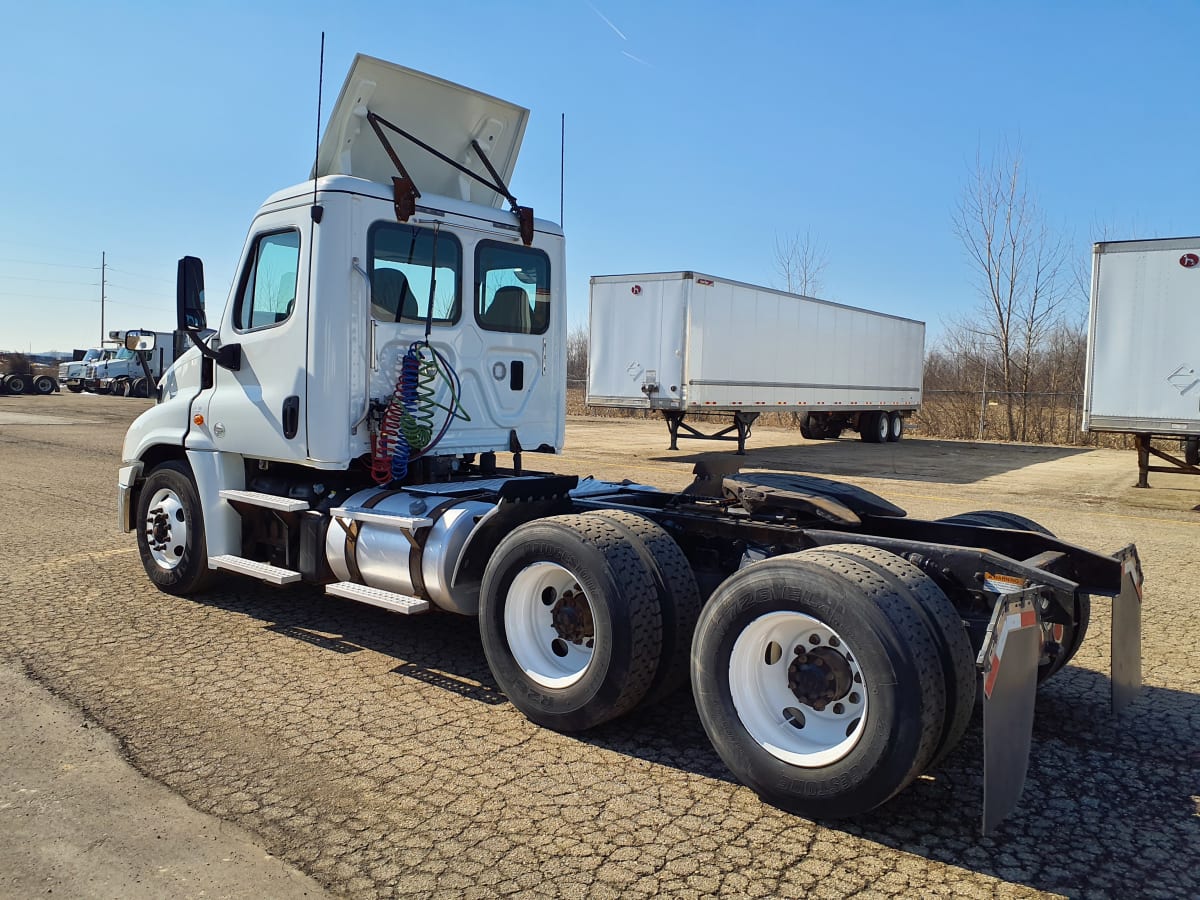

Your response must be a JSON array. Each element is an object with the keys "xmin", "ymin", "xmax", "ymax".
[
  {"xmin": 1084, "ymin": 236, "xmax": 1200, "ymax": 486},
  {"xmin": 587, "ymin": 271, "xmax": 925, "ymax": 451}
]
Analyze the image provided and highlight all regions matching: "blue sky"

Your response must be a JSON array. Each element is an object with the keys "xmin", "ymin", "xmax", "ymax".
[{"xmin": 0, "ymin": 1, "xmax": 1195, "ymax": 352}]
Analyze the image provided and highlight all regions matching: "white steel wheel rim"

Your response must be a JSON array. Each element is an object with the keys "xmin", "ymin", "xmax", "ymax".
[
  {"xmin": 877, "ymin": 413, "xmax": 890, "ymax": 441},
  {"xmin": 144, "ymin": 487, "xmax": 188, "ymax": 570},
  {"xmin": 729, "ymin": 611, "xmax": 868, "ymax": 767},
  {"xmin": 890, "ymin": 414, "xmax": 903, "ymax": 439},
  {"xmin": 505, "ymin": 562, "xmax": 596, "ymax": 689}
]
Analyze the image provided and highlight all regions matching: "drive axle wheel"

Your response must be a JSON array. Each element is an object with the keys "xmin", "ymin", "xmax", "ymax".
[
  {"xmin": 479, "ymin": 515, "xmax": 663, "ymax": 732},
  {"xmin": 135, "ymin": 461, "xmax": 214, "ymax": 596},
  {"xmin": 938, "ymin": 510, "xmax": 1090, "ymax": 683},
  {"xmin": 692, "ymin": 552, "xmax": 945, "ymax": 818}
]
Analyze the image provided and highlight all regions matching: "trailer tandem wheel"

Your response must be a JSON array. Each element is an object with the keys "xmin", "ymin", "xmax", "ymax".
[
  {"xmin": 581, "ymin": 509, "xmax": 701, "ymax": 707},
  {"xmin": 135, "ymin": 461, "xmax": 215, "ymax": 596},
  {"xmin": 479, "ymin": 515, "xmax": 664, "ymax": 732},
  {"xmin": 691, "ymin": 552, "xmax": 946, "ymax": 818},
  {"xmin": 888, "ymin": 412, "xmax": 905, "ymax": 442},
  {"xmin": 859, "ymin": 411, "xmax": 889, "ymax": 443},
  {"xmin": 937, "ymin": 510, "xmax": 1090, "ymax": 683},
  {"xmin": 806, "ymin": 543, "xmax": 975, "ymax": 770}
]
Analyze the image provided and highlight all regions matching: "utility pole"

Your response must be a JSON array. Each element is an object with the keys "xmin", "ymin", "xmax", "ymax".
[{"xmin": 99, "ymin": 251, "xmax": 106, "ymax": 345}]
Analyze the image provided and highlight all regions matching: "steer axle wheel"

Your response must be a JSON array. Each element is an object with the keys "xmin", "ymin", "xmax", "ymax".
[
  {"xmin": 135, "ymin": 461, "xmax": 214, "ymax": 596},
  {"xmin": 479, "ymin": 515, "xmax": 664, "ymax": 732},
  {"xmin": 691, "ymin": 551, "xmax": 947, "ymax": 818}
]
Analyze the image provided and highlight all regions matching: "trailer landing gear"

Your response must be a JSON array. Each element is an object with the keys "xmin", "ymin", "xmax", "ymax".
[{"xmin": 663, "ymin": 410, "xmax": 759, "ymax": 454}]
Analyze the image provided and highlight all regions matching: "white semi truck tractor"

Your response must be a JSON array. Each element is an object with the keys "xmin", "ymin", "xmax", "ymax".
[{"xmin": 117, "ymin": 55, "xmax": 1142, "ymax": 833}]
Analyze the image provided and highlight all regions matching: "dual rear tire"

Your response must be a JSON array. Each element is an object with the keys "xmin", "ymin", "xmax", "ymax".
[
  {"xmin": 478, "ymin": 512, "xmax": 700, "ymax": 732},
  {"xmin": 691, "ymin": 545, "xmax": 973, "ymax": 818},
  {"xmin": 859, "ymin": 411, "xmax": 905, "ymax": 443}
]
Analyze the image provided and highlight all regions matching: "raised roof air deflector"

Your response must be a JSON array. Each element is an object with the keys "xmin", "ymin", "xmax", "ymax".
[{"xmin": 314, "ymin": 54, "xmax": 529, "ymax": 209}]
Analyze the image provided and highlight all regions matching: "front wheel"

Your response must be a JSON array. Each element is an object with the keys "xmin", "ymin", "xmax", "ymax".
[
  {"xmin": 135, "ymin": 461, "xmax": 215, "ymax": 596},
  {"xmin": 479, "ymin": 515, "xmax": 663, "ymax": 732},
  {"xmin": 691, "ymin": 552, "xmax": 946, "ymax": 818}
]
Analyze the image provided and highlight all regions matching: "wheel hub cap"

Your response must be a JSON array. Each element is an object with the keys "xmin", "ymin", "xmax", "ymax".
[
  {"xmin": 551, "ymin": 589, "xmax": 594, "ymax": 644},
  {"xmin": 787, "ymin": 646, "xmax": 853, "ymax": 710}
]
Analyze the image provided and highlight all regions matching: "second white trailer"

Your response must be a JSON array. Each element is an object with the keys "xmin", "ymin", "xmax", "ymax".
[{"xmin": 587, "ymin": 271, "xmax": 925, "ymax": 451}]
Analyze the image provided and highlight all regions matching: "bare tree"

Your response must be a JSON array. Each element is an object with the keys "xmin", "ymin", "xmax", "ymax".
[
  {"xmin": 773, "ymin": 230, "xmax": 829, "ymax": 297},
  {"xmin": 951, "ymin": 144, "xmax": 1069, "ymax": 441},
  {"xmin": 566, "ymin": 324, "xmax": 589, "ymax": 385}
]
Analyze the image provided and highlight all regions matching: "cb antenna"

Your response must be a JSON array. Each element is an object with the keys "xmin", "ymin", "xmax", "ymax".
[
  {"xmin": 559, "ymin": 112, "xmax": 565, "ymax": 227},
  {"xmin": 311, "ymin": 32, "xmax": 326, "ymax": 222}
]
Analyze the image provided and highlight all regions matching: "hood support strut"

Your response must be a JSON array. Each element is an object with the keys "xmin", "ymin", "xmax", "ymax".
[{"xmin": 365, "ymin": 110, "xmax": 534, "ymax": 245}]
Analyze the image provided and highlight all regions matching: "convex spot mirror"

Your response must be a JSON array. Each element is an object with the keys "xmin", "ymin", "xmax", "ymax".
[{"xmin": 124, "ymin": 331, "xmax": 156, "ymax": 351}]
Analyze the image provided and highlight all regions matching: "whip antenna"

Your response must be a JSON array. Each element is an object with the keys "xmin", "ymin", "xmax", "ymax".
[{"xmin": 311, "ymin": 32, "xmax": 325, "ymax": 221}]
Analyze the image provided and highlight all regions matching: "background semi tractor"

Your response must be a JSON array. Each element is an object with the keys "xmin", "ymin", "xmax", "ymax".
[
  {"xmin": 117, "ymin": 54, "xmax": 1142, "ymax": 832},
  {"xmin": 587, "ymin": 271, "xmax": 923, "ymax": 452}
]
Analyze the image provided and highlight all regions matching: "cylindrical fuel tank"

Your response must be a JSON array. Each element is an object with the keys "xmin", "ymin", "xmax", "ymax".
[{"xmin": 325, "ymin": 487, "xmax": 495, "ymax": 615}]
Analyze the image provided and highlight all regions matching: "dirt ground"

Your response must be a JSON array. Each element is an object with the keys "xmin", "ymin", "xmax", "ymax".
[{"xmin": 1, "ymin": 392, "xmax": 1197, "ymax": 899}]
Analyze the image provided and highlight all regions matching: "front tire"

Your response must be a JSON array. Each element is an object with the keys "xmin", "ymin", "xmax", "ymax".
[
  {"xmin": 691, "ymin": 552, "xmax": 946, "ymax": 818},
  {"xmin": 135, "ymin": 461, "xmax": 215, "ymax": 596},
  {"xmin": 479, "ymin": 515, "xmax": 663, "ymax": 732}
]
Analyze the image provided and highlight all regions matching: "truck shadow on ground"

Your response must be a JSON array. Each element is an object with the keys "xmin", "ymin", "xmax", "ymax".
[
  {"xmin": 651, "ymin": 438, "xmax": 1089, "ymax": 486},
  {"xmin": 197, "ymin": 583, "xmax": 1197, "ymax": 898}
]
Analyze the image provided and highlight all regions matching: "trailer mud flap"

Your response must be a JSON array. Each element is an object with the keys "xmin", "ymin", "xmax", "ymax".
[
  {"xmin": 1111, "ymin": 544, "xmax": 1143, "ymax": 715},
  {"xmin": 978, "ymin": 591, "xmax": 1040, "ymax": 835}
]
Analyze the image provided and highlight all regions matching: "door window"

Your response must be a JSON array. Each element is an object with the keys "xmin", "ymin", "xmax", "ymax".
[
  {"xmin": 475, "ymin": 241, "xmax": 551, "ymax": 335},
  {"xmin": 234, "ymin": 230, "xmax": 301, "ymax": 331}
]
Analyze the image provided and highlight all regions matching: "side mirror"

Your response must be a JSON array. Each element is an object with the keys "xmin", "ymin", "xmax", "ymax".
[
  {"xmin": 177, "ymin": 256, "xmax": 207, "ymax": 331},
  {"xmin": 124, "ymin": 330, "xmax": 156, "ymax": 352}
]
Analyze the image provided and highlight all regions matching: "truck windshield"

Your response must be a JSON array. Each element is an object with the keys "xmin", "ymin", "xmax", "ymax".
[
  {"xmin": 369, "ymin": 223, "xmax": 461, "ymax": 325},
  {"xmin": 82, "ymin": 349, "xmax": 102, "ymax": 362}
]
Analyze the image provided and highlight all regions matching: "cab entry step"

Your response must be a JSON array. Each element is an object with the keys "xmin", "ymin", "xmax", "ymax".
[
  {"xmin": 325, "ymin": 581, "xmax": 430, "ymax": 615},
  {"xmin": 209, "ymin": 554, "xmax": 302, "ymax": 585},
  {"xmin": 218, "ymin": 489, "xmax": 310, "ymax": 512}
]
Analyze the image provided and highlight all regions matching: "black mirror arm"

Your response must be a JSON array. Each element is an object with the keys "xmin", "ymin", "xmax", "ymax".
[{"xmin": 185, "ymin": 329, "xmax": 241, "ymax": 371}]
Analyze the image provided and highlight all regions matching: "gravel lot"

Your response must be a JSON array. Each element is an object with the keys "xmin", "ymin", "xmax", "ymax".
[{"xmin": 1, "ymin": 393, "xmax": 1197, "ymax": 899}]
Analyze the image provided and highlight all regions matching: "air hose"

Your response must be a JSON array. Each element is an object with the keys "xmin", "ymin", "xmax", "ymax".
[{"xmin": 371, "ymin": 339, "xmax": 470, "ymax": 484}]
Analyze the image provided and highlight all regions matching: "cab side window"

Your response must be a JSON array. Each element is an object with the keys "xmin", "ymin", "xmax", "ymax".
[
  {"xmin": 475, "ymin": 241, "xmax": 551, "ymax": 335},
  {"xmin": 234, "ymin": 229, "xmax": 301, "ymax": 331}
]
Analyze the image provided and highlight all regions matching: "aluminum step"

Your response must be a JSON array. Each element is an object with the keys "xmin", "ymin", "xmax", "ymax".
[
  {"xmin": 325, "ymin": 581, "xmax": 429, "ymax": 614},
  {"xmin": 209, "ymin": 554, "xmax": 302, "ymax": 585},
  {"xmin": 219, "ymin": 489, "xmax": 310, "ymax": 512},
  {"xmin": 329, "ymin": 506, "xmax": 433, "ymax": 530}
]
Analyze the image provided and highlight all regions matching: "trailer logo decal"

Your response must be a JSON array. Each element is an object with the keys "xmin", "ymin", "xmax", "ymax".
[
  {"xmin": 696, "ymin": 278, "xmax": 714, "ymax": 286},
  {"xmin": 631, "ymin": 284, "xmax": 642, "ymax": 295},
  {"xmin": 1167, "ymin": 364, "xmax": 1199, "ymax": 396},
  {"xmin": 1181, "ymin": 253, "xmax": 1199, "ymax": 268}
]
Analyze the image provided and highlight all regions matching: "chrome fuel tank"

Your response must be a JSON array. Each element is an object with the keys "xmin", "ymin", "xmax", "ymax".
[{"xmin": 325, "ymin": 487, "xmax": 495, "ymax": 615}]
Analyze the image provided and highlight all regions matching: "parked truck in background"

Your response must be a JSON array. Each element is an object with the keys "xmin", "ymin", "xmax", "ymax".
[
  {"xmin": 60, "ymin": 348, "xmax": 112, "ymax": 392},
  {"xmin": 588, "ymin": 272, "xmax": 923, "ymax": 452},
  {"xmin": 1085, "ymin": 236, "xmax": 1200, "ymax": 486},
  {"xmin": 85, "ymin": 329, "xmax": 180, "ymax": 396},
  {"xmin": 116, "ymin": 54, "xmax": 1142, "ymax": 833}
]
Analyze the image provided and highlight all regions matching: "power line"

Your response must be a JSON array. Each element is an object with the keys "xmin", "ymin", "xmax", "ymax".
[
  {"xmin": 106, "ymin": 265, "xmax": 173, "ymax": 285},
  {"xmin": 0, "ymin": 273, "xmax": 99, "ymax": 287},
  {"xmin": 0, "ymin": 256, "xmax": 99, "ymax": 270}
]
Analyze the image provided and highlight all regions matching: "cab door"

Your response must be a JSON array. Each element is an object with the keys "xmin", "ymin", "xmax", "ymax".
[{"xmin": 204, "ymin": 214, "xmax": 309, "ymax": 463}]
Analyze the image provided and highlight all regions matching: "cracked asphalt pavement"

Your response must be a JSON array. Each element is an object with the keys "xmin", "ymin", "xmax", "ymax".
[{"xmin": 1, "ymin": 394, "xmax": 1197, "ymax": 898}]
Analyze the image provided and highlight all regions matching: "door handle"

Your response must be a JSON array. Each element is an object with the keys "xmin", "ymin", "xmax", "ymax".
[{"xmin": 282, "ymin": 395, "xmax": 300, "ymax": 439}]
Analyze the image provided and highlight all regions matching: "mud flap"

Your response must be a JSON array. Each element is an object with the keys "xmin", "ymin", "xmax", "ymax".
[
  {"xmin": 1111, "ymin": 544, "xmax": 1143, "ymax": 715},
  {"xmin": 978, "ymin": 590, "xmax": 1041, "ymax": 835}
]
